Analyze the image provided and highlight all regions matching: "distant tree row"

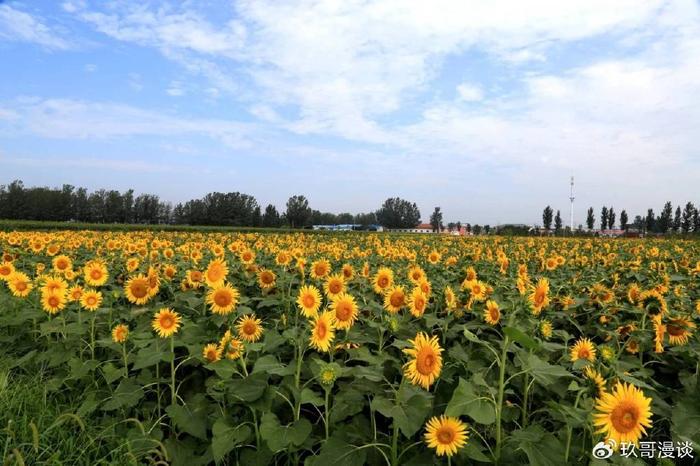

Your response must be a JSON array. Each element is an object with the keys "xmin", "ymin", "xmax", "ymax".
[
  {"xmin": 0, "ymin": 180, "xmax": 425, "ymax": 229},
  {"xmin": 0, "ymin": 180, "xmax": 171, "ymax": 224},
  {"xmin": 542, "ymin": 201, "xmax": 700, "ymax": 234}
]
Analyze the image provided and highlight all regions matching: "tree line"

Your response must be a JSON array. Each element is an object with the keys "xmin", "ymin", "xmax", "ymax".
[
  {"xmin": 542, "ymin": 201, "xmax": 700, "ymax": 235},
  {"xmin": 0, "ymin": 180, "xmax": 425, "ymax": 229}
]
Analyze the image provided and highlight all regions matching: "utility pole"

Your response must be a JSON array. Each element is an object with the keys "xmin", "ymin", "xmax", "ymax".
[{"xmin": 569, "ymin": 176, "xmax": 575, "ymax": 233}]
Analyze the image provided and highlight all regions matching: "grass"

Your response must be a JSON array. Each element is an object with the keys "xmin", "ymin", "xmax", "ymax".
[{"xmin": 0, "ymin": 362, "xmax": 166, "ymax": 466}]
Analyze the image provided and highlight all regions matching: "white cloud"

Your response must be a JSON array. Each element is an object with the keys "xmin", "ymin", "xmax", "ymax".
[
  {"xmin": 84, "ymin": 63, "xmax": 98, "ymax": 72},
  {"xmin": 456, "ymin": 83, "xmax": 483, "ymax": 102},
  {"xmin": 3, "ymin": 98, "xmax": 257, "ymax": 149},
  {"xmin": 166, "ymin": 81, "xmax": 185, "ymax": 96},
  {"xmin": 0, "ymin": 4, "xmax": 71, "ymax": 50}
]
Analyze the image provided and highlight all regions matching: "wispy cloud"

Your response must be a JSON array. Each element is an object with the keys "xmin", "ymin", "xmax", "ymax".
[{"xmin": 0, "ymin": 4, "xmax": 72, "ymax": 50}]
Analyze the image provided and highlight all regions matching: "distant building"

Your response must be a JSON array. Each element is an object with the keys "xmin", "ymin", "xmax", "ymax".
[
  {"xmin": 312, "ymin": 224, "xmax": 384, "ymax": 232},
  {"xmin": 391, "ymin": 223, "xmax": 434, "ymax": 234}
]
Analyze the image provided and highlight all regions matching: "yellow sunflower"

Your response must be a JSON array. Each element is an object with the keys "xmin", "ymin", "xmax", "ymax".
[
  {"xmin": 203, "ymin": 343, "xmax": 223, "ymax": 363},
  {"xmin": 41, "ymin": 291, "xmax": 66, "ymax": 315},
  {"xmin": 570, "ymin": 337, "xmax": 596, "ymax": 362},
  {"xmin": 0, "ymin": 261, "xmax": 15, "ymax": 281},
  {"xmin": 125, "ymin": 274, "xmax": 151, "ymax": 305},
  {"xmin": 83, "ymin": 260, "xmax": 109, "ymax": 287},
  {"xmin": 152, "ymin": 308, "xmax": 182, "ymax": 338},
  {"xmin": 593, "ymin": 382, "xmax": 652, "ymax": 446},
  {"xmin": 52, "ymin": 255, "xmax": 72, "ymax": 273},
  {"xmin": 403, "ymin": 332, "xmax": 443, "ymax": 390},
  {"xmin": 237, "ymin": 314, "xmax": 263, "ymax": 343},
  {"xmin": 666, "ymin": 317, "xmax": 695, "ymax": 346},
  {"xmin": 384, "ymin": 285, "xmax": 406, "ymax": 314},
  {"xmin": 483, "ymin": 300, "xmax": 501, "ymax": 325},
  {"xmin": 408, "ymin": 287, "xmax": 428, "ymax": 318},
  {"xmin": 310, "ymin": 259, "xmax": 331, "ymax": 280},
  {"xmin": 112, "ymin": 324, "xmax": 129, "ymax": 343},
  {"xmin": 329, "ymin": 292, "xmax": 358, "ymax": 330},
  {"xmin": 309, "ymin": 311, "xmax": 335, "ymax": 353},
  {"xmin": 372, "ymin": 267, "xmax": 394, "ymax": 294},
  {"xmin": 424, "ymin": 415, "xmax": 468, "ymax": 457},
  {"xmin": 529, "ymin": 277, "xmax": 550, "ymax": 315},
  {"xmin": 204, "ymin": 258, "xmax": 228, "ymax": 288},
  {"xmin": 7, "ymin": 272, "xmax": 33, "ymax": 298},
  {"xmin": 206, "ymin": 284, "xmax": 240, "ymax": 315},
  {"xmin": 297, "ymin": 285, "xmax": 322, "ymax": 318},
  {"xmin": 257, "ymin": 269, "xmax": 277, "ymax": 289},
  {"xmin": 80, "ymin": 289, "xmax": 102, "ymax": 311},
  {"xmin": 323, "ymin": 273, "xmax": 346, "ymax": 298}
]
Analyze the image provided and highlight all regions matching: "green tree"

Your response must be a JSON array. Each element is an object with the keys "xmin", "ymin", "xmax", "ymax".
[
  {"xmin": 262, "ymin": 204, "xmax": 281, "ymax": 227},
  {"xmin": 681, "ymin": 202, "xmax": 695, "ymax": 233},
  {"xmin": 554, "ymin": 210, "xmax": 562, "ymax": 233},
  {"xmin": 608, "ymin": 207, "xmax": 615, "ymax": 229},
  {"xmin": 376, "ymin": 197, "xmax": 421, "ymax": 229},
  {"xmin": 285, "ymin": 195, "xmax": 312, "ymax": 228},
  {"xmin": 429, "ymin": 207, "xmax": 443, "ymax": 232},
  {"xmin": 673, "ymin": 206, "xmax": 682, "ymax": 232},
  {"xmin": 542, "ymin": 206, "xmax": 554, "ymax": 231},
  {"xmin": 619, "ymin": 210, "xmax": 628, "ymax": 231},
  {"xmin": 600, "ymin": 206, "xmax": 609, "ymax": 230},
  {"xmin": 645, "ymin": 209, "xmax": 655, "ymax": 232},
  {"xmin": 658, "ymin": 201, "xmax": 673, "ymax": 233},
  {"xmin": 586, "ymin": 207, "xmax": 595, "ymax": 230}
]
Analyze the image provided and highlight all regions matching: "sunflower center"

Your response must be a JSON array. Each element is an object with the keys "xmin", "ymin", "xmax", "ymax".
[
  {"xmin": 490, "ymin": 308, "xmax": 500, "ymax": 321},
  {"xmin": 316, "ymin": 322, "xmax": 327, "ymax": 339},
  {"xmin": 390, "ymin": 292, "xmax": 404, "ymax": 307},
  {"xmin": 160, "ymin": 316, "xmax": 174, "ymax": 329},
  {"xmin": 16, "ymin": 282, "xmax": 27, "ymax": 291},
  {"xmin": 131, "ymin": 281, "xmax": 148, "ymax": 298},
  {"xmin": 215, "ymin": 291, "xmax": 231, "ymax": 307},
  {"xmin": 437, "ymin": 428, "xmax": 455, "ymax": 444},
  {"xmin": 578, "ymin": 348, "xmax": 590, "ymax": 359},
  {"xmin": 534, "ymin": 290, "xmax": 545, "ymax": 306},
  {"xmin": 262, "ymin": 272, "xmax": 274, "ymax": 284},
  {"xmin": 416, "ymin": 348, "xmax": 437, "ymax": 375},
  {"xmin": 329, "ymin": 281, "xmax": 342, "ymax": 293},
  {"xmin": 91, "ymin": 269, "xmax": 102, "ymax": 280},
  {"xmin": 378, "ymin": 277, "xmax": 389, "ymax": 288},
  {"xmin": 415, "ymin": 297, "xmax": 425, "ymax": 310},
  {"xmin": 300, "ymin": 293, "xmax": 315, "ymax": 308},
  {"xmin": 667, "ymin": 324, "xmax": 684, "ymax": 336},
  {"xmin": 610, "ymin": 403, "xmax": 640, "ymax": 433},
  {"xmin": 48, "ymin": 296, "xmax": 59, "ymax": 307},
  {"xmin": 336, "ymin": 302, "xmax": 352, "ymax": 321},
  {"xmin": 243, "ymin": 322, "xmax": 257, "ymax": 335}
]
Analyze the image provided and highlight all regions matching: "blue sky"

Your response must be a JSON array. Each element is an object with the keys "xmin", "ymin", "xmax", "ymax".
[{"xmin": 1, "ymin": 0, "xmax": 699, "ymax": 225}]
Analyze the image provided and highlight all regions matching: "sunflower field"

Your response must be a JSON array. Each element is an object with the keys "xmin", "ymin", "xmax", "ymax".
[{"xmin": 1, "ymin": 230, "xmax": 699, "ymax": 465}]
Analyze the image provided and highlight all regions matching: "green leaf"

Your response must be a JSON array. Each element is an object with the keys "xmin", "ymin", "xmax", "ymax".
[
  {"xmin": 252, "ymin": 355, "xmax": 285, "ymax": 375},
  {"xmin": 511, "ymin": 426, "xmax": 564, "ymax": 466},
  {"xmin": 504, "ymin": 326, "xmax": 540, "ymax": 350},
  {"xmin": 102, "ymin": 380, "xmax": 144, "ymax": 411},
  {"xmin": 227, "ymin": 372, "xmax": 268, "ymax": 402},
  {"xmin": 166, "ymin": 404, "xmax": 207, "ymax": 440},
  {"xmin": 132, "ymin": 346, "xmax": 167, "ymax": 370},
  {"xmin": 309, "ymin": 434, "xmax": 367, "ymax": 466},
  {"xmin": 212, "ymin": 418, "xmax": 251, "ymax": 463},
  {"xmin": 524, "ymin": 353, "xmax": 572, "ymax": 387},
  {"xmin": 259, "ymin": 412, "xmax": 311, "ymax": 452},
  {"xmin": 445, "ymin": 378, "xmax": 496, "ymax": 425}
]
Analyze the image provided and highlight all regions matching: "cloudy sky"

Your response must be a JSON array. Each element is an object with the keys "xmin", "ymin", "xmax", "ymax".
[{"xmin": 1, "ymin": 0, "xmax": 699, "ymax": 225}]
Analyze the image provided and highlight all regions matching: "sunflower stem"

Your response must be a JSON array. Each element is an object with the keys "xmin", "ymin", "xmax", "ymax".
[
  {"xmin": 324, "ymin": 388, "xmax": 330, "ymax": 440},
  {"xmin": 564, "ymin": 390, "xmax": 583, "ymax": 463},
  {"xmin": 122, "ymin": 342, "xmax": 129, "ymax": 378},
  {"xmin": 495, "ymin": 334, "xmax": 510, "ymax": 464},
  {"xmin": 90, "ymin": 314, "xmax": 96, "ymax": 360},
  {"xmin": 170, "ymin": 336, "xmax": 177, "ymax": 406}
]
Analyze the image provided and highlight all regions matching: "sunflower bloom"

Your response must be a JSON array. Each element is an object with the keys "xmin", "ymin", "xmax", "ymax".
[
  {"xmin": 329, "ymin": 292, "xmax": 358, "ymax": 330},
  {"xmin": 237, "ymin": 314, "xmax": 263, "ymax": 343},
  {"xmin": 593, "ymin": 382, "xmax": 652, "ymax": 446},
  {"xmin": 152, "ymin": 308, "xmax": 182, "ymax": 338},
  {"xmin": 424, "ymin": 415, "xmax": 468, "ymax": 457},
  {"xmin": 297, "ymin": 285, "xmax": 322, "ymax": 318},
  {"xmin": 112, "ymin": 324, "xmax": 129, "ymax": 343},
  {"xmin": 309, "ymin": 311, "xmax": 335, "ymax": 352},
  {"xmin": 570, "ymin": 337, "xmax": 596, "ymax": 362},
  {"xmin": 207, "ymin": 284, "xmax": 240, "ymax": 315},
  {"xmin": 403, "ymin": 332, "xmax": 443, "ymax": 390},
  {"xmin": 483, "ymin": 300, "xmax": 501, "ymax": 325}
]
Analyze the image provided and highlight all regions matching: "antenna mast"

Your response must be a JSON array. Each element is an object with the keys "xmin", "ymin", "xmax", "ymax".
[{"xmin": 569, "ymin": 176, "xmax": 575, "ymax": 231}]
